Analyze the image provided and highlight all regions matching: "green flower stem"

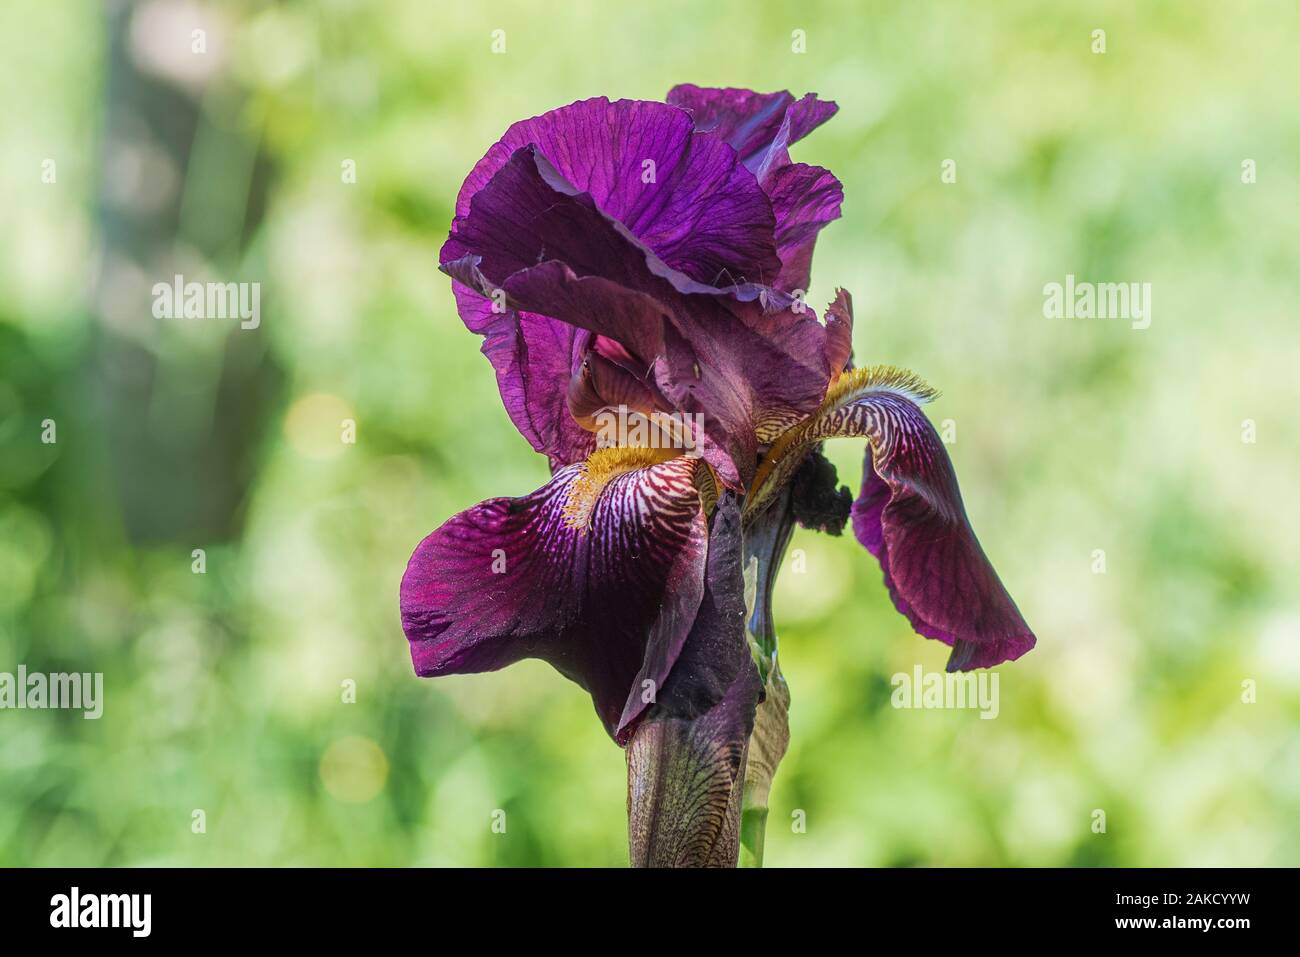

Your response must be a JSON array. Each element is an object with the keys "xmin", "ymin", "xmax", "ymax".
[
  {"xmin": 739, "ymin": 802, "xmax": 769, "ymax": 867},
  {"xmin": 737, "ymin": 657, "xmax": 789, "ymax": 869}
]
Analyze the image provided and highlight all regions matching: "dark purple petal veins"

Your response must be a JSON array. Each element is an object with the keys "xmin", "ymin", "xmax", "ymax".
[
  {"xmin": 667, "ymin": 85, "xmax": 842, "ymax": 291},
  {"xmin": 442, "ymin": 92, "xmax": 844, "ymax": 477},
  {"xmin": 453, "ymin": 97, "xmax": 780, "ymax": 287},
  {"xmin": 400, "ymin": 451, "xmax": 707, "ymax": 742},
  {"xmin": 443, "ymin": 145, "xmax": 841, "ymax": 487},
  {"xmin": 442, "ymin": 146, "xmax": 674, "ymax": 363},
  {"xmin": 665, "ymin": 85, "xmax": 837, "ymax": 173},
  {"xmin": 849, "ymin": 403, "xmax": 1034, "ymax": 670},
  {"xmin": 763, "ymin": 161, "xmax": 843, "ymax": 292}
]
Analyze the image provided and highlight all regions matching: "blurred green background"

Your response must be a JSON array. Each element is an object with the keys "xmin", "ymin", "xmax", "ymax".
[{"xmin": 2, "ymin": 0, "xmax": 1297, "ymax": 867}]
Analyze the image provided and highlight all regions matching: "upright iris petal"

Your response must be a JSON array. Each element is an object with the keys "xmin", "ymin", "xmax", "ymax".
[
  {"xmin": 667, "ymin": 85, "xmax": 843, "ymax": 293},
  {"xmin": 453, "ymin": 284, "xmax": 596, "ymax": 470},
  {"xmin": 453, "ymin": 97, "xmax": 782, "ymax": 286},
  {"xmin": 442, "ymin": 92, "xmax": 845, "ymax": 485}
]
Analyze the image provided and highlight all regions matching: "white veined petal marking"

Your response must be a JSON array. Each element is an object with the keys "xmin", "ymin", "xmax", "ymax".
[{"xmin": 561, "ymin": 446, "xmax": 695, "ymax": 532}]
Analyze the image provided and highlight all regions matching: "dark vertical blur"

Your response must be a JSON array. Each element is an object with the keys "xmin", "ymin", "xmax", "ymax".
[{"xmin": 92, "ymin": 0, "xmax": 281, "ymax": 545}]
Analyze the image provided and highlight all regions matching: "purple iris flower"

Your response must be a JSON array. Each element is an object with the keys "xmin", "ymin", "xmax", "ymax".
[{"xmin": 401, "ymin": 86, "xmax": 1035, "ymax": 866}]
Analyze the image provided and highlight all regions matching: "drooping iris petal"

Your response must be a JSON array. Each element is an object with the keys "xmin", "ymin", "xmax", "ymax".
[
  {"xmin": 626, "ymin": 494, "xmax": 762, "ymax": 867},
  {"xmin": 400, "ymin": 450, "xmax": 708, "ymax": 742},
  {"xmin": 443, "ymin": 145, "xmax": 840, "ymax": 487},
  {"xmin": 667, "ymin": 85, "xmax": 842, "ymax": 292},
  {"xmin": 745, "ymin": 364, "xmax": 1035, "ymax": 671},
  {"xmin": 858, "ymin": 378, "xmax": 1037, "ymax": 672}
]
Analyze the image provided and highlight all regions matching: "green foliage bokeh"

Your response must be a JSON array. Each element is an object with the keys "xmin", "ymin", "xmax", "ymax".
[{"xmin": 1, "ymin": 0, "xmax": 1297, "ymax": 866}]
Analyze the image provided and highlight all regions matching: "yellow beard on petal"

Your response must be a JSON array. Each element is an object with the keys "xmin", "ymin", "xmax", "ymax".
[
  {"xmin": 562, "ymin": 446, "xmax": 680, "ymax": 531},
  {"xmin": 820, "ymin": 363, "xmax": 938, "ymax": 410},
  {"xmin": 746, "ymin": 364, "xmax": 939, "ymax": 517}
]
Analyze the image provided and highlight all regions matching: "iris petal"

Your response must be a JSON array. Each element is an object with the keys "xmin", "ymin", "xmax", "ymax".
[
  {"xmin": 764, "ymin": 160, "xmax": 844, "ymax": 293},
  {"xmin": 453, "ymin": 96, "xmax": 780, "ymax": 287},
  {"xmin": 400, "ymin": 451, "xmax": 708, "ymax": 741},
  {"xmin": 746, "ymin": 363, "xmax": 1035, "ymax": 671},
  {"xmin": 453, "ymin": 282, "xmax": 595, "ymax": 470},
  {"xmin": 667, "ymin": 85, "xmax": 843, "ymax": 291},
  {"xmin": 665, "ymin": 85, "xmax": 837, "ymax": 172},
  {"xmin": 443, "ymin": 93, "xmax": 845, "ymax": 480},
  {"xmin": 443, "ymin": 145, "xmax": 841, "ymax": 488}
]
